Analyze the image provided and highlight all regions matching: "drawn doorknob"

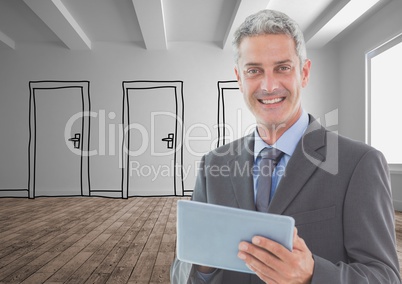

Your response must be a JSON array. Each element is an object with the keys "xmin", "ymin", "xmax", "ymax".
[
  {"xmin": 162, "ymin": 133, "xmax": 174, "ymax": 149},
  {"xmin": 68, "ymin": 133, "xmax": 81, "ymax": 149}
]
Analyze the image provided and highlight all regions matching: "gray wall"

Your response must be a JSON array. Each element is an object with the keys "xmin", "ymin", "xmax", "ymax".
[
  {"xmin": 0, "ymin": 40, "xmax": 338, "ymax": 197},
  {"xmin": 337, "ymin": 0, "xmax": 402, "ymax": 209},
  {"xmin": 2, "ymin": 0, "xmax": 401, "ymax": 207}
]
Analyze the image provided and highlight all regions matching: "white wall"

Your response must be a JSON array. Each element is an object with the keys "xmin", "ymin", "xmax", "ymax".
[
  {"xmin": 337, "ymin": 0, "xmax": 402, "ymax": 209},
  {"xmin": 0, "ymin": 0, "xmax": 399, "ymax": 211},
  {"xmin": 304, "ymin": 44, "xmax": 340, "ymax": 123},
  {"xmin": 0, "ymin": 38, "xmax": 338, "ymax": 197},
  {"xmin": 0, "ymin": 42, "xmax": 231, "ymax": 196}
]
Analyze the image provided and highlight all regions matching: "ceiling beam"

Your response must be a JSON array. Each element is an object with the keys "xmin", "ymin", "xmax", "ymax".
[
  {"xmin": 132, "ymin": 0, "xmax": 167, "ymax": 50},
  {"xmin": 0, "ymin": 29, "xmax": 15, "ymax": 49},
  {"xmin": 222, "ymin": 0, "xmax": 271, "ymax": 50},
  {"xmin": 23, "ymin": 0, "xmax": 91, "ymax": 50},
  {"xmin": 304, "ymin": 0, "xmax": 350, "ymax": 48},
  {"xmin": 306, "ymin": 0, "xmax": 380, "ymax": 48}
]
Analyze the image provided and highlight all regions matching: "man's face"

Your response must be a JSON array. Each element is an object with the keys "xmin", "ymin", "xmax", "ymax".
[{"xmin": 235, "ymin": 34, "xmax": 311, "ymax": 140}]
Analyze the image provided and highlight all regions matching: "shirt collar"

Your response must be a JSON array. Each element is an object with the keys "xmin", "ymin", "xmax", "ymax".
[{"xmin": 254, "ymin": 110, "xmax": 309, "ymax": 160}]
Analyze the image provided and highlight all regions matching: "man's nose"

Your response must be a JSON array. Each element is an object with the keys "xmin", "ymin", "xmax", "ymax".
[{"xmin": 261, "ymin": 73, "xmax": 279, "ymax": 93}]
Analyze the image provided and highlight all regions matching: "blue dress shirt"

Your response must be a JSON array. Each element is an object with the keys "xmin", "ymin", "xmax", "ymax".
[{"xmin": 253, "ymin": 111, "xmax": 309, "ymax": 204}]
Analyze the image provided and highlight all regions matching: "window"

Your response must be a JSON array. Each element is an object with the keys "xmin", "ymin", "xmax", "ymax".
[{"xmin": 366, "ymin": 34, "xmax": 402, "ymax": 168}]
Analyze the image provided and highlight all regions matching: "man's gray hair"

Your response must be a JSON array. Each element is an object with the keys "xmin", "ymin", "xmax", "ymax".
[{"xmin": 232, "ymin": 9, "xmax": 307, "ymax": 69}]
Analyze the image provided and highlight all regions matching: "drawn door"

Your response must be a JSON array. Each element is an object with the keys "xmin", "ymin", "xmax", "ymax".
[
  {"xmin": 28, "ymin": 81, "xmax": 91, "ymax": 198},
  {"xmin": 122, "ymin": 81, "xmax": 184, "ymax": 197},
  {"xmin": 217, "ymin": 81, "xmax": 256, "ymax": 147}
]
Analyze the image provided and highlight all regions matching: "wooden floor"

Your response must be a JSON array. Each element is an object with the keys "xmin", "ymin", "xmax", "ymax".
[
  {"xmin": 0, "ymin": 197, "xmax": 186, "ymax": 284},
  {"xmin": 0, "ymin": 197, "xmax": 401, "ymax": 283}
]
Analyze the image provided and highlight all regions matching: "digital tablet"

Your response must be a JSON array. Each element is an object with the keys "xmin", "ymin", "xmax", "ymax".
[{"xmin": 176, "ymin": 200, "xmax": 295, "ymax": 274}]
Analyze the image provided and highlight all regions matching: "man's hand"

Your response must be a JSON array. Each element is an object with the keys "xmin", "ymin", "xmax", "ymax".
[{"xmin": 238, "ymin": 228, "xmax": 314, "ymax": 284}]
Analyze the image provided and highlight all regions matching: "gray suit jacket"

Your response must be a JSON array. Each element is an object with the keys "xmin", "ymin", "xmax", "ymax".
[{"xmin": 171, "ymin": 118, "xmax": 401, "ymax": 283}]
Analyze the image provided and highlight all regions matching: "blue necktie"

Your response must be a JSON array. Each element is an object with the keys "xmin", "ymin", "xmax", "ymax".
[{"xmin": 256, "ymin": 148, "xmax": 284, "ymax": 212}]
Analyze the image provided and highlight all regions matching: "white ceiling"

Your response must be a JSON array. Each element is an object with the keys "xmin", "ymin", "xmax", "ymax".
[{"xmin": 0, "ymin": 0, "xmax": 389, "ymax": 50}]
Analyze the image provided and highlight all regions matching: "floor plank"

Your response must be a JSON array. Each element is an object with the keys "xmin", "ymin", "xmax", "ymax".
[{"xmin": 0, "ymin": 197, "xmax": 401, "ymax": 283}]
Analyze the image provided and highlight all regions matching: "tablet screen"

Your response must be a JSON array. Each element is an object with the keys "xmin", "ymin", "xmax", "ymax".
[{"xmin": 176, "ymin": 200, "xmax": 295, "ymax": 274}]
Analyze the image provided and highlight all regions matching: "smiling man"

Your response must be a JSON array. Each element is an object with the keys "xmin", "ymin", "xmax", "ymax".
[
  {"xmin": 235, "ymin": 33, "xmax": 310, "ymax": 145},
  {"xmin": 171, "ymin": 10, "xmax": 400, "ymax": 284}
]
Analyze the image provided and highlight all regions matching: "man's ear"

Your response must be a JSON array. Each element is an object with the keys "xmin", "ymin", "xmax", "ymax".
[
  {"xmin": 234, "ymin": 66, "xmax": 243, "ymax": 93},
  {"xmin": 301, "ymin": 59, "xmax": 311, "ymax": 88}
]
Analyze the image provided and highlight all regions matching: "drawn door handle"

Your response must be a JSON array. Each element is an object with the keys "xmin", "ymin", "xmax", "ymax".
[
  {"xmin": 68, "ymin": 133, "xmax": 81, "ymax": 149},
  {"xmin": 162, "ymin": 133, "xmax": 174, "ymax": 149}
]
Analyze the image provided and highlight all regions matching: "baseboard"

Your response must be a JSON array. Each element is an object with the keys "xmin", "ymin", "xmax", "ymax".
[
  {"xmin": 0, "ymin": 189, "xmax": 29, "ymax": 198},
  {"xmin": 90, "ymin": 190, "xmax": 123, "ymax": 198},
  {"xmin": 182, "ymin": 188, "xmax": 193, "ymax": 197}
]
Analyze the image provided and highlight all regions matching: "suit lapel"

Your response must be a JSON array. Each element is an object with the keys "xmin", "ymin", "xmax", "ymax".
[
  {"xmin": 268, "ymin": 118, "xmax": 327, "ymax": 214},
  {"xmin": 228, "ymin": 134, "xmax": 256, "ymax": 211}
]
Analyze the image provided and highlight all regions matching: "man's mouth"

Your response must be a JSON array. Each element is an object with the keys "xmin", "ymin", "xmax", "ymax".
[{"xmin": 259, "ymin": 97, "xmax": 285, "ymax": 105}]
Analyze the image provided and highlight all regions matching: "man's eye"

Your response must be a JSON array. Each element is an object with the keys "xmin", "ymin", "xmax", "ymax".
[
  {"xmin": 278, "ymin": 66, "xmax": 291, "ymax": 72},
  {"xmin": 246, "ymin": 69, "xmax": 260, "ymax": 75}
]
